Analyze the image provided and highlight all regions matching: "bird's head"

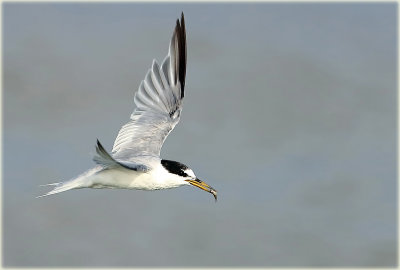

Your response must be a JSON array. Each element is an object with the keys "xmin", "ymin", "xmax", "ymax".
[{"xmin": 161, "ymin": 159, "xmax": 217, "ymax": 201}]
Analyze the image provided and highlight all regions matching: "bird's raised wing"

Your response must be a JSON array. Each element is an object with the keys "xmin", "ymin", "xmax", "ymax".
[{"xmin": 111, "ymin": 13, "xmax": 186, "ymax": 161}]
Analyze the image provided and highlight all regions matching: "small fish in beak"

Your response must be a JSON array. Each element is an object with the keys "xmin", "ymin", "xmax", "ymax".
[{"xmin": 185, "ymin": 178, "xmax": 218, "ymax": 202}]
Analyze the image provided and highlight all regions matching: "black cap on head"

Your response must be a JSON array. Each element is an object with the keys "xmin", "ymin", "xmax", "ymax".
[{"xmin": 161, "ymin": 159, "xmax": 189, "ymax": 177}]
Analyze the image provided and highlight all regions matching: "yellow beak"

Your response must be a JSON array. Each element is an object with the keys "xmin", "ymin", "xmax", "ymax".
[{"xmin": 185, "ymin": 179, "xmax": 217, "ymax": 202}]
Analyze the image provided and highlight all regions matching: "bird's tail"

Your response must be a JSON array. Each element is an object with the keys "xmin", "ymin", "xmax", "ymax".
[
  {"xmin": 36, "ymin": 181, "xmax": 81, "ymax": 198},
  {"xmin": 37, "ymin": 167, "xmax": 101, "ymax": 198}
]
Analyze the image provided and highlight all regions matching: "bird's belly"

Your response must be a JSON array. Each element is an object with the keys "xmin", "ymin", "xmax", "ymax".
[{"xmin": 90, "ymin": 168, "xmax": 165, "ymax": 191}]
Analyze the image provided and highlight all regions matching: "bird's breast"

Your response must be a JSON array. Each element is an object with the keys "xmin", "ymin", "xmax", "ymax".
[{"xmin": 90, "ymin": 167, "xmax": 184, "ymax": 191}]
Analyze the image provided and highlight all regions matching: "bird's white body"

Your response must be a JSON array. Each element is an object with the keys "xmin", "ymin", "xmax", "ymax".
[
  {"xmin": 88, "ymin": 164, "xmax": 190, "ymax": 190},
  {"xmin": 45, "ymin": 161, "xmax": 193, "ymax": 195},
  {"xmin": 38, "ymin": 13, "xmax": 217, "ymax": 200}
]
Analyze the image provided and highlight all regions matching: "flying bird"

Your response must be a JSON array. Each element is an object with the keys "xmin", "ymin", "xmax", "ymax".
[{"xmin": 38, "ymin": 13, "xmax": 217, "ymax": 201}]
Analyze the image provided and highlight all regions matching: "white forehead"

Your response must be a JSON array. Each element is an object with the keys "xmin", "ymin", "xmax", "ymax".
[{"xmin": 184, "ymin": 168, "xmax": 196, "ymax": 178}]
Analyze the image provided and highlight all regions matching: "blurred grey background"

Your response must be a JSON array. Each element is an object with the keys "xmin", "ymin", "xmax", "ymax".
[{"xmin": 3, "ymin": 2, "xmax": 397, "ymax": 267}]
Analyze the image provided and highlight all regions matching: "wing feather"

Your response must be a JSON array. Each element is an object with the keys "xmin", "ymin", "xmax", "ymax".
[
  {"xmin": 111, "ymin": 13, "xmax": 187, "ymax": 161},
  {"xmin": 136, "ymin": 81, "xmax": 162, "ymax": 112},
  {"xmin": 151, "ymin": 60, "xmax": 170, "ymax": 111},
  {"xmin": 143, "ymin": 77, "xmax": 166, "ymax": 112}
]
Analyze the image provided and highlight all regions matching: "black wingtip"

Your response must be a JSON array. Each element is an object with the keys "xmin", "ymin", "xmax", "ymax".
[
  {"xmin": 96, "ymin": 139, "xmax": 107, "ymax": 155},
  {"xmin": 96, "ymin": 139, "xmax": 102, "ymax": 151},
  {"xmin": 175, "ymin": 12, "xmax": 186, "ymax": 98},
  {"xmin": 96, "ymin": 138, "xmax": 102, "ymax": 148}
]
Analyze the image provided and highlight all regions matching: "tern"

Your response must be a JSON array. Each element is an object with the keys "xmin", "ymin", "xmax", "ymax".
[{"xmin": 38, "ymin": 13, "xmax": 217, "ymax": 201}]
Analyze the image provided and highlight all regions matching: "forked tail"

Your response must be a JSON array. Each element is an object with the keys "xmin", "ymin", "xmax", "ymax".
[
  {"xmin": 37, "ymin": 167, "xmax": 101, "ymax": 198},
  {"xmin": 36, "ymin": 181, "xmax": 81, "ymax": 198}
]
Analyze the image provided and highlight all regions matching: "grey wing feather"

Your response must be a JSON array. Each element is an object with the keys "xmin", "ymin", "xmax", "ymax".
[
  {"xmin": 111, "ymin": 13, "xmax": 187, "ymax": 161},
  {"xmin": 93, "ymin": 139, "xmax": 148, "ymax": 171}
]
